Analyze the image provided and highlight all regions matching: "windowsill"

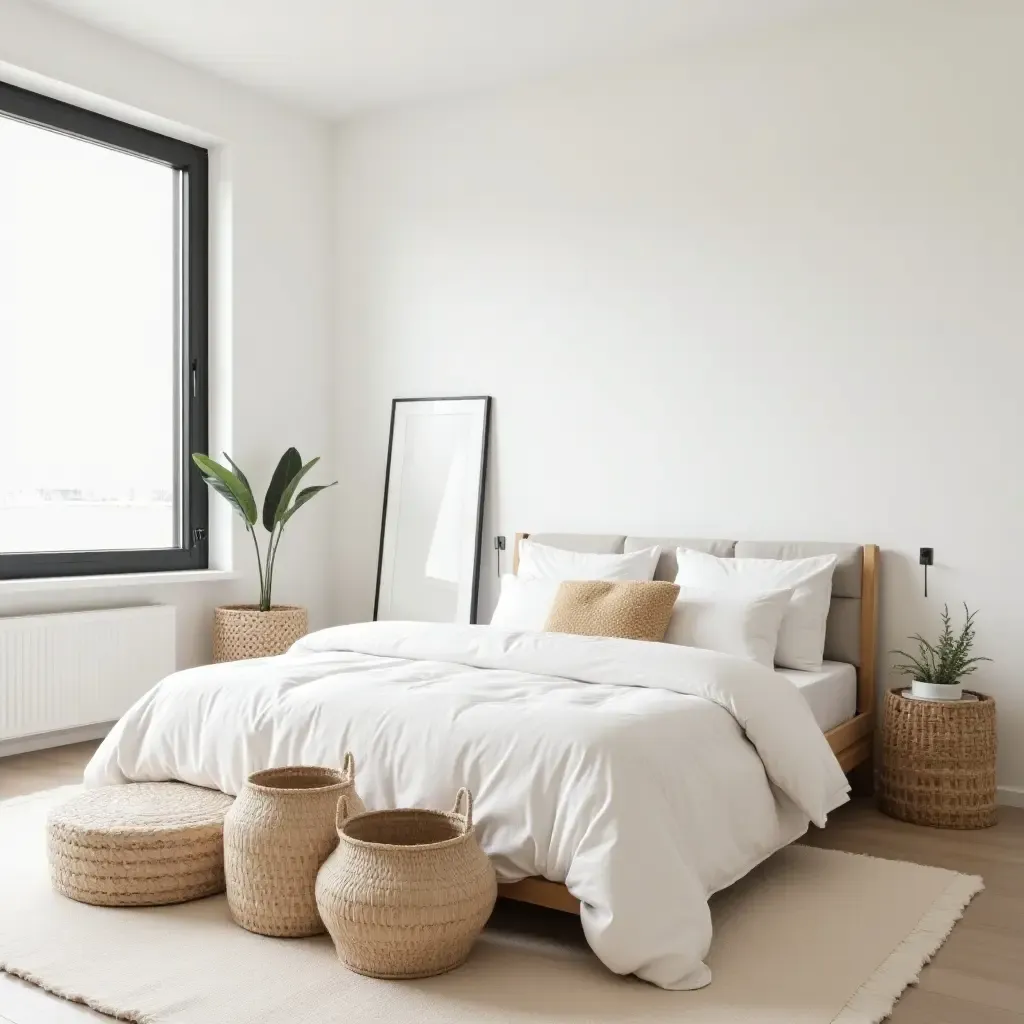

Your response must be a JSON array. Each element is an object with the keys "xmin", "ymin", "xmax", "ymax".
[{"xmin": 0, "ymin": 569, "xmax": 240, "ymax": 594}]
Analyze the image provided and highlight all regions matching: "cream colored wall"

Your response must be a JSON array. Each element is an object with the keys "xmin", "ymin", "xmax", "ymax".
[{"xmin": 332, "ymin": 0, "xmax": 1024, "ymax": 799}]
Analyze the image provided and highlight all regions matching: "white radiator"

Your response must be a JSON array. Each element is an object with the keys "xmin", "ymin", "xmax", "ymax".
[{"xmin": 0, "ymin": 605, "xmax": 176, "ymax": 742}]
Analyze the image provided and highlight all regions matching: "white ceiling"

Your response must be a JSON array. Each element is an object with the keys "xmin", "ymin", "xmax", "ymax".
[{"xmin": 33, "ymin": 0, "xmax": 853, "ymax": 119}]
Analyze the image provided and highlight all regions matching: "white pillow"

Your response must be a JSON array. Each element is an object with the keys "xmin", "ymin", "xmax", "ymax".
[
  {"xmin": 673, "ymin": 548, "xmax": 838, "ymax": 671},
  {"xmin": 489, "ymin": 574, "xmax": 562, "ymax": 631},
  {"xmin": 517, "ymin": 540, "xmax": 660, "ymax": 582},
  {"xmin": 662, "ymin": 587, "xmax": 792, "ymax": 667}
]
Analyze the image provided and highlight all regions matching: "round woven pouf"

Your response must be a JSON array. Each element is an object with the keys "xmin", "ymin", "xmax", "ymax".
[
  {"xmin": 879, "ymin": 688, "xmax": 997, "ymax": 829},
  {"xmin": 224, "ymin": 759, "xmax": 365, "ymax": 937},
  {"xmin": 47, "ymin": 783, "xmax": 235, "ymax": 906}
]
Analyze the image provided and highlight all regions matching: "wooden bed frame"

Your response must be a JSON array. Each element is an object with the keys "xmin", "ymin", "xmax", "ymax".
[{"xmin": 496, "ymin": 533, "xmax": 879, "ymax": 916}]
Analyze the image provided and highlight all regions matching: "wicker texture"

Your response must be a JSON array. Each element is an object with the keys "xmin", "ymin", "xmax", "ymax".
[
  {"xmin": 47, "ymin": 783, "xmax": 234, "ymax": 906},
  {"xmin": 543, "ymin": 580, "xmax": 681, "ymax": 641},
  {"xmin": 224, "ymin": 758, "xmax": 364, "ymax": 937},
  {"xmin": 212, "ymin": 605, "xmax": 308, "ymax": 662},
  {"xmin": 316, "ymin": 789, "xmax": 497, "ymax": 979},
  {"xmin": 879, "ymin": 688, "xmax": 997, "ymax": 829}
]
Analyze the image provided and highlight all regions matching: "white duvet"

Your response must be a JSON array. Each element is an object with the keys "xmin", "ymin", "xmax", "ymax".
[{"xmin": 85, "ymin": 621, "xmax": 850, "ymax": 990}]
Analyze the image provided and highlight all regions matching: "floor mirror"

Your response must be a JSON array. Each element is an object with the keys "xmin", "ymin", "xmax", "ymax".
[{"xmin": 374, "ymin": 396, "xmax": 491, "ymax": 624}]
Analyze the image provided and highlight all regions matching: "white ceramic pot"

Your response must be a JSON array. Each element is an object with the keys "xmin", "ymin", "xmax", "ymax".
[{"xmin": 911, "ymin": 679, "xmax": 963, "ymax": 701}]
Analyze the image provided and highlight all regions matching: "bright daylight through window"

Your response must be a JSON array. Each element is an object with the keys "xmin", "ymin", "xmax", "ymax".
[{"xmin": 0, "ymin": 82, "xmax": 208, "ymax": 578}]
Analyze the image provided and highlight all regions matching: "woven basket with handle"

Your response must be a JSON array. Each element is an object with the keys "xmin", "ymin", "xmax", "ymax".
[
  {"xmin": 212, "ymin": 605, "xmax": 308, "ymax": 662},
  {"xmin": 224, "ymin": 758, "xmax": 365, "ymax": 937},
  {"xmin": 315, "ymin": 789, "xmax": 497, "ymax": 979},
  {"xmin": 879, "ymin": 687, "xmax": 997, "ymax": 829}
]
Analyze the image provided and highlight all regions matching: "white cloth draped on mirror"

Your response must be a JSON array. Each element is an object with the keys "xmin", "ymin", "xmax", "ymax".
[{"xmin": 375, "ymin": 397, "xmax": 490, "ymax": 624}]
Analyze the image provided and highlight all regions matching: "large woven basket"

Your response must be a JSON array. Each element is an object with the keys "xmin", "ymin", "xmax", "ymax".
[
  {"xmin": 315, "ymin": 789, "xmax": 497, "ymax": 979},
  {"xmin": 212, "ymin": 605, "xmax": 308, "ymax": 662},
  {"xmin": 224, "ymin": 758, "xmax": 365, "ymax": 937},
  {"xmin": 48, "ymin": 783, "xmax": 234, "ymax": 906},
  {"xmin": 879, "ymin": 688, "xmax": 997, "ymax": 829}
]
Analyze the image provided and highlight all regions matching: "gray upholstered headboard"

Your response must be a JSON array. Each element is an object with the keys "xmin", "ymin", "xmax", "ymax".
[{"xmin": 513, "ymin": 533, "xmax": 874, "ymax": 674}]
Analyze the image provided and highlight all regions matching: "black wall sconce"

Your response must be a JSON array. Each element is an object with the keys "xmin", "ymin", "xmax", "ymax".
[{"xmin": 919, "ymin": 547, "xmax": 934, "ymax": 597}]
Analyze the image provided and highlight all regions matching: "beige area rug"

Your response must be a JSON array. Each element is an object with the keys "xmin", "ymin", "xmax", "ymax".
[{"xmin": 0, "ymin": 789, "xmax": 981, "ymax": 1024}]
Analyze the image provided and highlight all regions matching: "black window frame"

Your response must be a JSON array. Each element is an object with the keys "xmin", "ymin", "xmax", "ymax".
[{"xmin": 0, "ymin": 80, "xmax": 208, "ymax": 579}]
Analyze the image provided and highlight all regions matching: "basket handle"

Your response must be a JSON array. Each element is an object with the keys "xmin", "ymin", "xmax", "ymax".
[
  {"xmin": 336, "ymin": 794, "xmax": 355, "ymax": 834},
  {"xmin": 452, "ymin": 787, "xmax": 473, "ymax": 832},
  {"xmin": 341, "ymin": 751, "xmax": 356, "ymax": 785}
]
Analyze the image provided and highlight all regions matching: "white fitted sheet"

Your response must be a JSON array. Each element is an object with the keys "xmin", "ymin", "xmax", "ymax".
[{"xmin": 776, "ymin": 661, "xmax": 857, "ymax": 732}]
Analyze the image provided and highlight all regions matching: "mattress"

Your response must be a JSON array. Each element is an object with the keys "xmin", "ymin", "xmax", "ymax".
[{"xmin": 776, "ymin": 661, "xmax": 857, "ymax": 732}]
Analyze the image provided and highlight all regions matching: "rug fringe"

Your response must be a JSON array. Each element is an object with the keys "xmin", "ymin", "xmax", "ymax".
[
  {"xmin": 832, "ymin": 872, "xmax": 983, "ymax": 1024},
  {"xmin": 1, "ymin": 962, "xmax": 150, "ymax": 1023}
]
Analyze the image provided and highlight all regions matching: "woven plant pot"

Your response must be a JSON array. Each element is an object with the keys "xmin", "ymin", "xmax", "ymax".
[
  {"xmin": 224, "ymin": 757, "xmax": 365, "ymax": 937},
  {"xmin": 879, "ymin": 688, "xmax": 997, "ymax": 829},
  {"xmin": 212, "ymin": 605, "xmax": 308, "ymax": 662},
  {"xmin": 315, "ymin": 789, "xmax": 497, "ymax": 979},
  {"xmin": 48, "ymin": 783, "xmax": 234, "ymax": 907}
]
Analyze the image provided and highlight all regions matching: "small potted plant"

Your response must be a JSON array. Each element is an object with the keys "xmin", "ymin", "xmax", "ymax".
[
  {"xmin": 893, "ymin": 603, "xmax": 991, "ymax": 701},
  {"xmin": 193, "ymin": 447, "xmax": 336, "ymax": 662}
]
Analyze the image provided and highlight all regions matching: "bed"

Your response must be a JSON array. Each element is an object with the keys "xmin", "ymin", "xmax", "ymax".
[
  {"xmin": 497, "ymin": 532, "xmax": 878, "ymax": 915},
  {"xmin": 83, "ymin": 533, "xmax": 875, "ymax": 990}
]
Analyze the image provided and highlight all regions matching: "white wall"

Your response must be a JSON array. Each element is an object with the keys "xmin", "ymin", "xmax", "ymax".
[
  {"xmin": 333, "ymin": 0, "xmax": 1024, "ymax": 796},
  {"xmin": 0, "ymin": 0, "xmax": 338, "ymax": 669}
]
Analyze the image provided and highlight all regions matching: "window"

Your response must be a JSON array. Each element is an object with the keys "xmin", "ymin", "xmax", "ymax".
[{"xmin": 0, "ymin": 81, "xmax": 208, "ymax": 579}]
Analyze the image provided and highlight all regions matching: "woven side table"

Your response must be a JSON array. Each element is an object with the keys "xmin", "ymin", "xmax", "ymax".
[{"xmin": 879, "ymin": 688, "xmax": 996, "ymax": 829}]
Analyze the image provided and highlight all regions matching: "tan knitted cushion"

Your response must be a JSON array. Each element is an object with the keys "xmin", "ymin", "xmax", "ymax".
[{"xmin": 543, "ymin": 581, "xmax": 680, "ymax": 641}]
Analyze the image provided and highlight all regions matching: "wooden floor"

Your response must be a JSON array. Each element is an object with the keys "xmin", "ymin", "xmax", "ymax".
[
  {"xmin": 1, "ymin": 743, "xmax": 1022, "ymax": 1024},
  {"xmin": 0, "ymin": 741, "xmax": 103, "ymax": 801}
]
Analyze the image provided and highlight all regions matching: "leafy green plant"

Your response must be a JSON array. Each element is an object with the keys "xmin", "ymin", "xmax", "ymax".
[
  {"xmin": 892, "ymin": 603, "xmax": 991, "ymax": 685},
  {"xmin": 192, "ymin": 448, "xmax": 336, "ymax": 611}
]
